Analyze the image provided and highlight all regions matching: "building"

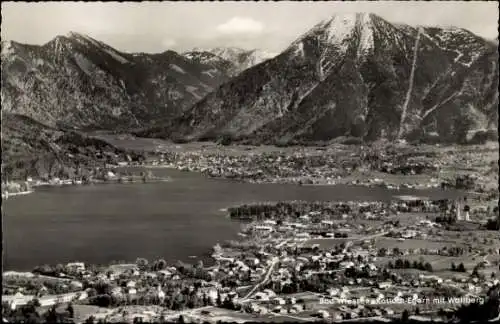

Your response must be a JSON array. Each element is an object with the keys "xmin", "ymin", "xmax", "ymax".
[
  {"xmin": 456, "ymin": 200, "xmax": 462, "ymax": 221},
  {"xmin": 3, "ymin": 292, "xmax": 35, "ymax": 310},
  {"xmin": 157, "ymin": 285, "xmax": 165, "ymax": 301},
  {"xmin": 66, "ymin": 262, "xmax": 85, "ymax": 272}
]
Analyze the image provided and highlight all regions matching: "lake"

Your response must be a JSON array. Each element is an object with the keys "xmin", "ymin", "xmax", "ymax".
[{"xmin": 3, "ymin": 168, "xmax": 461, "ymax": 270}]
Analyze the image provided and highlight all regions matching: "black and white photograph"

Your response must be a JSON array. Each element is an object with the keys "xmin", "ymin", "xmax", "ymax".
[{"xmin": 1, "ymin": 1, "xmax": 499, "ymax": 323}]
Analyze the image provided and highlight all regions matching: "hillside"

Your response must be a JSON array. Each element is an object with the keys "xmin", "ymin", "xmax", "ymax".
[
  {"xmin": 1, "ymin": 114, "xmax": 126, "ymax": 180},
  {"xmin": 1, "ymin": 33, "xmax": 235, "ymax": 130},
  {"xmin": 141, "ymin": 13, "xmax": 498, "ymax": 144}
]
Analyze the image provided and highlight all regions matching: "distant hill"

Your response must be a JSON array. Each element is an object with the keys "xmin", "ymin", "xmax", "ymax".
[{"xmin": 140, "ymin": 13, "xmax": 498, "ymax": 144}]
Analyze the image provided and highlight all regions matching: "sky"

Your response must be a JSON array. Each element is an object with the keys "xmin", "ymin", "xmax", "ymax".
[{"xmin": 1, "ymin": 1, "xmax": 498, "ymax": 54}]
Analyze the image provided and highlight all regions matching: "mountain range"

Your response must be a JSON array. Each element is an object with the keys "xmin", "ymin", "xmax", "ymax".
[
  {"xmin": 1, "ymin": 32, "xmax": 252, "ymax": 130},
  {"xmin": 2, "ymin": 13, "xmax": 498, "ymax": 154},
  {"xmin": 1, "ymin": 33, "xmax": 275, "ymax": 177},
  {"xmin": 141, "ymin": 13, "xmax": 498, "ymax": 144}
]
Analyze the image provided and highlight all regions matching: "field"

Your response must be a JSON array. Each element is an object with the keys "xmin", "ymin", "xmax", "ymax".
[
  {"xmin": 374, "ymin": 238, "xmax": 456, "ymax": 250},
  {"xmin": 301, "ymin": 238, "xmax": 352, "ymax": 249},
  {"xmin": 91, "ymin": 134, "xmax": 322, "ymax": 156},
  {"xmin": 189, "ymin": 307, "xmax": 280, "ymax": 323},
  {"xmin": 72, "ymin": 305, "xmax": 112, "ymax": 322},
  {"xmin": 374, "ymin": 251, "xmax": 495, "ymax": 278}
]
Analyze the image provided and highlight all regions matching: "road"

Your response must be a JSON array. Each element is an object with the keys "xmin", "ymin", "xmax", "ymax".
[
  {"xmin": 276, "ymin": 239, "xmax": 290, "ymax": 249},
  {"xmin": 242, "ymin": 257, "xmax": 279, "ymax": 301},
  {"xmin": 163, "ymin": 256, "xmax": 287, "ymax": 322},
  {"xmin": 235, "ymin": 231, "xmax": 390, "ymax": 305},
  {"xmin": 340, "ymin": 315, "xmax": 391, "ymax": 323},
  {"xmin": 269, "ymin": 313, "xmax": 315, "ymax": 322},
  {"xmin": 342, "ymin": 231, "xmax": 390, "ymax": 253},
  {"xmin": 482, "ymin": 254, "xmax": 491, "ymax": 266},
  {"xmin": 160, "ymin": 229, "xmax": 417, "ymax": 321},
  {"xmin": 163, "ymin": 255, "xmax": 279, "ymax": 319}
]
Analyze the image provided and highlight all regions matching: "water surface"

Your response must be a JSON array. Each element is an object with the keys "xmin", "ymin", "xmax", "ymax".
[{"xmin": 3, "ymin": 168, "xmax": 461, "ymax": 270}]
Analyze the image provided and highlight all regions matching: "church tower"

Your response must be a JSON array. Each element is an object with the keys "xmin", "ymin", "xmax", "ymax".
[{"xmin": 456, "ymin": 200, "xmax": 462, "ymax": 221}]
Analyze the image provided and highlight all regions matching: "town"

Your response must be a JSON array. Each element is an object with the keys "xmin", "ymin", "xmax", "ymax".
[
  {"xmin": 3, "ymin": 192, "xmax": 499, "ymax": 323},
  {"xmin": 3, "ymin": 141, "xmax": 500, "ymax": 323}
]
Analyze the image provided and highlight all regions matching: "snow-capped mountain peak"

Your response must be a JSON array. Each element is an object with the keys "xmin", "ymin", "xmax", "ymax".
[
  {"xmin": 183, "ymin": 47, "xmax": 277, "ymax": 75},
  {"xmin": 158, "ymin": 12, "xmax": 497, "ymax": 144}
]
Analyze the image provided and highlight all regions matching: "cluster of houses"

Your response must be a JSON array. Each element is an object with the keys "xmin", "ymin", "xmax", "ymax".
[
  {"xmin": 3, "ymin": 290, "xmax": 88, "ymax": 311},
  {"xmin": 4, "ymin": 186, "xmax": 498, "ymax": 323},
  {"xmin": 141, "ymin": 149, "xmax": 364, "ymax": 185},
  {"xmin": 3, "ymin": 265, "xmax": 88, "ymax": 311}
]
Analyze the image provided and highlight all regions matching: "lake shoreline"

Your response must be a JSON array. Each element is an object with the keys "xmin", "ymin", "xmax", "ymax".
[
  {"xmin": 3, "ymin": 166, "xmax": 467, "ymax": 271},
  {"xmin": 1, "ymin": 190, "xmax": 34, "ymax": 199},
  {"xmin": 2, "ymin": 176, "xmax": 173, "ymax": 199}
]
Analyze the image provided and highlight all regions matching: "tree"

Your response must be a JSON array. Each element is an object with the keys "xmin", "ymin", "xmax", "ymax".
[
  {"xmin": 31, "ymin": 299, "xmax": 41, "ymax": 308},
  {"xmin": 457, "ymin": 263, "xmax": 466, "ymax": 272},
  {"xmin": 350, "ymin": 117, "xmax": 366, "ymax": 138},
  {"xmin": 218, "ymin": 134, "xmax": 232, "ymax": 146},
  {"xmin": 136, "ymin": 258, "xmax": 149, "ymax": 271},
  {"xmin": 451, "ymin": 262, "xmax": 456, "ymax": 271},
  {"xmin": 154, "ymin": 259, "xmax": 167, "ymax": 271},
  {"xmin": 44, "ymin": 305, "xmax": 58, "ymax": 323},
  {"xmin": 90, "ymin": 294, "xmax": 112, "ymax": 307},
  {"xmin": 453, "ymin": 109, "xmax": 475, "ymax": 144},
  {"xmin": 66, "ymin": 303, "xmax": 74, "ymax": 318},
  {"xmin": 425, "ymin": 262, "xmax": 433, "ymax": 272},
  {"xmin": 401, "ymin": 309, "xmax": 410, "ymax": 322},
  {"xmin": 215, "ymin": 291, "xmax": 222, "ymax": 307}
]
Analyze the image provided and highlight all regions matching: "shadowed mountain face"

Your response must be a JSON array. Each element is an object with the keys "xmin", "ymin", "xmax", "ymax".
[
  {"xmin": 1, "ymin": 32, "xmax": 236, "ymax": 130},
  {"xmin": 1, "ymin": 114, "xmax": 126, "ymax": 180},
  {"xmin": 0, "ymin": 34, "xmax": 280, "ymax": 178},
  {"xmin": 141, "ymin": 13, "xmax": 498, "ymax": 144}
]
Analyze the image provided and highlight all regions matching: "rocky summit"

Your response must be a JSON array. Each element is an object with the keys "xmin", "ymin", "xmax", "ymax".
[
  {"xmin": 1, "ymin": 32, "xmax": 236, "ymax": 130},
  {"xmin": 145, "ymin": 13, "xmax": 498, "ymax": 144}
]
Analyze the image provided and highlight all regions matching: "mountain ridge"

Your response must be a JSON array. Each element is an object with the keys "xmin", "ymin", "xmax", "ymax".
[
  {"xmin": 139, "ymin": 13, "xmax": 498, "ymax": 144},
  {"xmin": 1, "ymin": 32, "xmax": 237, "ymax": 130}
]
